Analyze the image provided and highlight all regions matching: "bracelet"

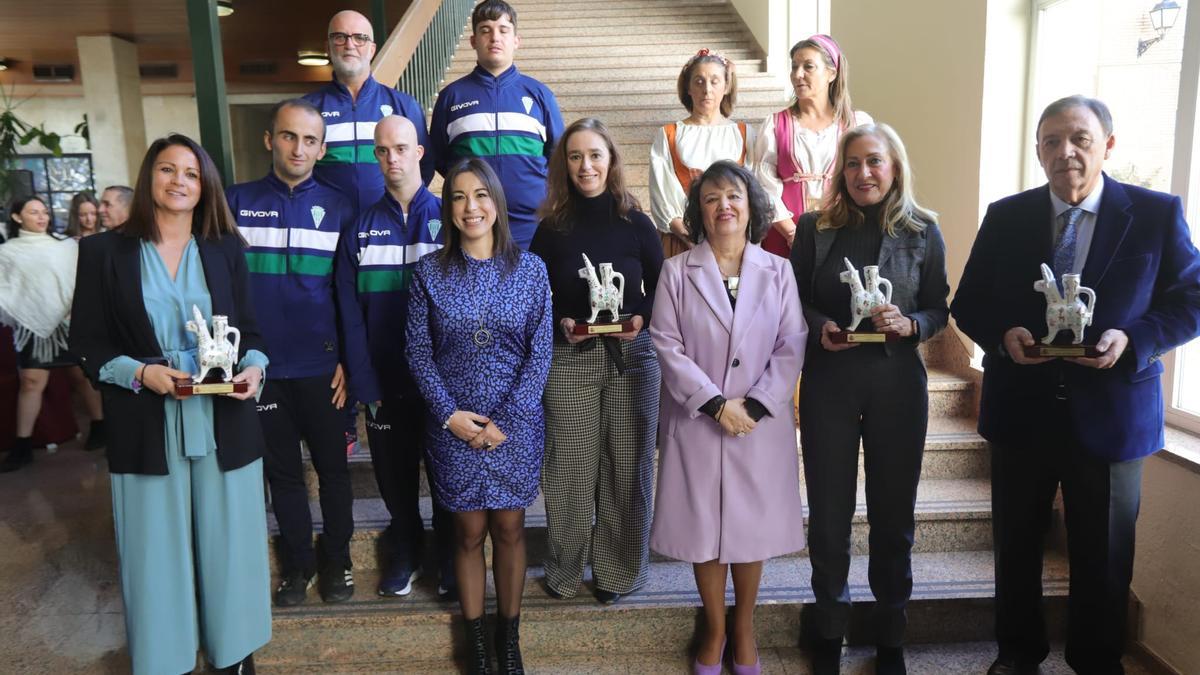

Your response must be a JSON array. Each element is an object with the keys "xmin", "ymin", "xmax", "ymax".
[
  {"xmin": 715, "ymin": 401, "xmax": 727, "ymax": 422},
  {"xmin": 135, "ymin": 363, "xmax": 148, "ymax": 384}
]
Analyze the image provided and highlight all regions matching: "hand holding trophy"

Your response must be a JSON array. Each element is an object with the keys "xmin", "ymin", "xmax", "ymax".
[{"xmin": 174, "ymin": 304, "xmax": 251, "ymax": 395}]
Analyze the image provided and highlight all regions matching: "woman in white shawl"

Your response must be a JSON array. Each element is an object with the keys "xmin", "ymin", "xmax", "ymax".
[{"xmin": 0, "ymin": 196, "xmax": 100, "ymax": 471}]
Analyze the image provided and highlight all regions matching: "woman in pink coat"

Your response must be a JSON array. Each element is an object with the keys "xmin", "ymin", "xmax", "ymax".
[{"xmin": 649, "ymin": 160, "xmax": 807, "ymax": 675}]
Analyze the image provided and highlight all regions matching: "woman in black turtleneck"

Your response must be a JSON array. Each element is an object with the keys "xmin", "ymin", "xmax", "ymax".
[
  {"xmin": 790, "ymin": 123, "xmax": 949, "ymax": 675},
  {"xmin": 529, "ymin": 117, "xmax": 664, "ymax": 605}
]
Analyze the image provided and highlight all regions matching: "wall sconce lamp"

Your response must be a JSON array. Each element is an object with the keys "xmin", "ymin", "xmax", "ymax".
[
  {"xmin": 1138, "ymin": 0, "xmax": 1182, "ymax": 57},
  {"xmin": 297, "ymin": 51, "xmax": 330, "ymax": 67}
]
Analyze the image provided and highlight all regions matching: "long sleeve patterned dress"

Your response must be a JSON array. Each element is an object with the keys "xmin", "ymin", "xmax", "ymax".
[{"xmin": 405, "ymin": 249, "xmax": 553, "ymax": 512}]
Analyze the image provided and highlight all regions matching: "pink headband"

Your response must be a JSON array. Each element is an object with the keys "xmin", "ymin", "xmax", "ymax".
[{"xmin": 807, "ymin": 34, "xmax": 841, "ymax": 70}]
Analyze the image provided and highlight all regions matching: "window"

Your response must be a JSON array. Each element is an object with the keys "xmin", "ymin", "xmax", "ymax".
[
  {"xmin": 1031, "ymin": 0, "xmax": 1200, "ymax": 434},
  {"xmin": 1028, "ymin": 0, "xmax": 1186, "ymax": 193},
  {"xmin": 15, "ymin": 153, "xmax": 95, "ymax": 233}
]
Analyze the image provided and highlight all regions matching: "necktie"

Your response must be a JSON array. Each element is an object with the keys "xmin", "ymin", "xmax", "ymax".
[{"xmin": 1053, "ymin": 207, "xmax": 1083, "ymax": 285}]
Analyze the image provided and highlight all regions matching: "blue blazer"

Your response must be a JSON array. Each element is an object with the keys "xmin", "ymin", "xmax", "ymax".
[{"xmin": 951, "ymin": 175, "xmax": 1200, "ymax": 461}]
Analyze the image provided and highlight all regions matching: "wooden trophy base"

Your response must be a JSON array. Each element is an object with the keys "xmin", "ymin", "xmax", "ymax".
[
  {"xmin": 829, "ymin": 330, "xmax": 899, "ymax": 344},
  {"xmin": 1023, "ymin": 343, "xmax": 1102, "ymax": 358},
  {"xmin": 572, "ymin": 314, "xmax": 636, "ymax": 336},
  {"xmin": 173, "ymin": 377, "xmax": 249, "ymax": 396}
]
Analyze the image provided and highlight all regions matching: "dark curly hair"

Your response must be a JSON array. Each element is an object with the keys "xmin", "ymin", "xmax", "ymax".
[{"xmin": 683, "ymin": 160, "xmax": 775, "ymax": 245}]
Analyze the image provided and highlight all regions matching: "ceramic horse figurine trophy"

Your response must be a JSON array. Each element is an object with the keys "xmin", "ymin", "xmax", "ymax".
[
  {"xmin": 578, "ymin": 253, "xmax": 625, "ymax": 324},
  {"xmin": 186, "ymin": 304, "xmax": 241, "ymax": 383},
  {"xmin": 1033, "ymin": 263, "xmax": 1095, "ymax": 345},
  {"xmin": 839, "ymin": 257, "xmax": 892, "ymax": 331}
]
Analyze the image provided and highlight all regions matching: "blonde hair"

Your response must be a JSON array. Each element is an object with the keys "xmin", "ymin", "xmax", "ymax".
[
  {"xmin": 788, "ymin": 36, "xmax": 855, "ymax": 130},
  {"xmin": 817, "ymin": 123, "xmax": 937, "ymax": 237}
]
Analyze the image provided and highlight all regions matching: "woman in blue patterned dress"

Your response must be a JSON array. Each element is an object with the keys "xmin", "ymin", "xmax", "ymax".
[{"xmin": 406, "ymin": 157, "xmax": 552, "ymax": 675}]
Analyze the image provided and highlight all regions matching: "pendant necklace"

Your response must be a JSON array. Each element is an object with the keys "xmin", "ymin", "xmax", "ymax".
[{"xmin": 469, "ymin": 260, "xmax": 493, "ymax": 348}]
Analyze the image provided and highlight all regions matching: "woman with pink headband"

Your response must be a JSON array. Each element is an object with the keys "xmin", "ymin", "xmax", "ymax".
[{"xmin": 752, "ymin": 34, "xmax": 872, "ymax": 258}]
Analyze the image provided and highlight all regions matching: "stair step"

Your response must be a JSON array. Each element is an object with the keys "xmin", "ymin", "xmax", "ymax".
[
  {"xmin": 542, "ymin": 73, "xmax": 786, "ymax": 94},
  {"xmin": 454, "ymin": 45, "xmax": 758, "ymax": 62},
  {"xmin": 305, "ymin": 414, "xmax": 987, "ymax": 501},
  {"xmin": 512, "ymin": 4, "xmax": 738, "ymax": 22},
  {"xmin": 446, "ymin": 57, "xmax": 766, "ymax": 76},
  {"xmin": 507, "ymin": 34, "xmax": 750, "ymax": 50},
  {"xmin": 554, "ymin": 87, "xmax": 789, "ymax": 112},
  {"xmin": 278, "ymin": 476, "xmax": 994, "ymax": 572},
  {"xmin": 517, "ymin": 20, "xmax": 747, "ymax": 38},
  {"xmin": 257, "ymin": 550, "xmax": 1068, "ymax": 668}
]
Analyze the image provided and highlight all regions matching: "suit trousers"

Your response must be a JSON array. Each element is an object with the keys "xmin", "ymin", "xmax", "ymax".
[
  {"xmin": 798, "ymin": 344, "xmax": 928, "ymax": 646},
  {"xmin": 258, "ymin": 374, "xmax": 353, "ymax": 574},
  {"xmin": 365, "ymin": 395, "xmax": 453, "ymax": 573},
  {"xmin": 542, "ymin": 332, "xmax": 660, "ymax": 596},
  {"xmin": 991, "ymin": 406, "xmax": 1143, "ymax": 675}
]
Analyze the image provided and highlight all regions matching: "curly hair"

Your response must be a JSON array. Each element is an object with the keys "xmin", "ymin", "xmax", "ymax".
[
  {"xmin": 539, "ymin": 117, "xmax": 641, "ymax": 233},
  {"xmin": 683, "ymin": 160, "xmax": 775, "ymax": 245}
]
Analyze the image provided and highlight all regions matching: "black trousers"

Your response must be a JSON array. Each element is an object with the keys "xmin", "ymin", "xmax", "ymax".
[
  {"xmin": 258, "ymin": 374, "xmax": 353, "ymax": 574},
  {"xmin": 365, "ymin": 396, "xmax": 453, "ymax": 572},
  {"xmin": 798, "ymin": 345, "xmax": 928, "ymax": 647},
  {"xmin": 992, "ymin": 411, "xmax": 1143, "ymax": 675}
]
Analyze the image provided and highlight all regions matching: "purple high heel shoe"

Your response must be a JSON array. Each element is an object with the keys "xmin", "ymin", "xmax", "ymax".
[{"xmin": 693, "ymin": 638, "xmax": 726, "ymax": 675}]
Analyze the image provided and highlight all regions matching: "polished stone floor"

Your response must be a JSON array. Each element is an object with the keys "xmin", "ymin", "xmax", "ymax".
[{"xmin": 0, "ymin": 439, "xmax": 1158, "ymax": 674}]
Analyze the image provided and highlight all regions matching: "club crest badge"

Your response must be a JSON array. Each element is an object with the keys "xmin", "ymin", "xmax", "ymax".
[
  {"xmin": 428, "ymin": 219, "xmax": 442, "ymax": 240},
  {"xmin": 380, "ymin": 104, "xmax": 394, "ymax": 117},
  {"xmin": 311, "ymin": 205, "xmax": 326, "ymax": 229},
  {"xmin": 521, "ymin": 96, "xmax": 533, "ymax": 114}
]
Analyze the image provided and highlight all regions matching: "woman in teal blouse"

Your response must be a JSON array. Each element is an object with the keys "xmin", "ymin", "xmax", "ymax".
[{"xmin": 70, "ymin": 134, "xmax": 271, "ymax": 674}]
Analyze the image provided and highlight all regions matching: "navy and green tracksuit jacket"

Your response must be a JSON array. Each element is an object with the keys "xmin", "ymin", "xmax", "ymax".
[
  {"xmin": 226, "ymin": 172, "xmax": 360, "ymax": 381},
  {"xmin": 303, "ymin": 74, "xmax": 433, "ymax": 216},
  {"xmin": 428, "ymin": 64, "xmax": 564, "ymax": 250},
  {"xmin": 335, "ymin": 184, "xmax": 444, "ymax": 404}
]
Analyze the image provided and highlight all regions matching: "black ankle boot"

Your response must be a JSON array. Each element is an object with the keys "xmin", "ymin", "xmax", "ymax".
[
  {"xmin": 85, "ymin": 419, "xmax": 106, "ymax": 451},
  {"xmin": 464, "ymin": 616, "xmax": 492, "ymax": 675},
  {"xmin": 811, "ymin": 635, "xmax": 843, "ymax": 675},
  {"xmin": 494, "ymin": 614, "xmax": 524, "ymax": 675},
  {"xmin": 0, "ymin": 437, "xmax": 33, "ymax": 473},
  {"xmin": 876, "ymin": 645, "xmax": 906, "ymax": 675}
]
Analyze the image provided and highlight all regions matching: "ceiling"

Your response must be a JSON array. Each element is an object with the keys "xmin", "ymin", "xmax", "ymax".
[{"xmin": 0, "ymin": 0, "xmax": 415, "ymax": 88}]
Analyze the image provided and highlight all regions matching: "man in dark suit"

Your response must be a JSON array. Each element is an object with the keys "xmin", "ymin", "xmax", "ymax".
[{"xmin": 952, "ymin": 95, "xmax": 1200, "ymax": 675}]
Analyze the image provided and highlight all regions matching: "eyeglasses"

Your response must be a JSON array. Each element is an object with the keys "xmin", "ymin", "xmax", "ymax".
[{"xmin": 328, "ymin": 32, "xmax": 373, "ymax": 47}]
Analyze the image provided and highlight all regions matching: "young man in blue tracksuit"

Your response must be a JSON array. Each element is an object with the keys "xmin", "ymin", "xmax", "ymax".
[
  {"xmin": 226, "ymin": 99, "xmax": 363, "ymax": 606},
  {"xmin": 428, "ymin": 0, "xmax": 564, "ymax": 250},
  {"xmin": 304, "ymin": 10, "xmax": 434, "ymax": 217},
  {"xmin": 336, "ymin": 115, "xmax": 454, "ymax": 599}
]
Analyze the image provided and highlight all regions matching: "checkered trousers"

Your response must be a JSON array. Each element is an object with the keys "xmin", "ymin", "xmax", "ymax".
[{"xmin": 541, "ymin": 330, "xmax": 661, "ymax": 597}]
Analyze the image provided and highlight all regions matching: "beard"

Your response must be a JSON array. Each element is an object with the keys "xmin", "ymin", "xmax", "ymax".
[{"xmin": 331, "ymin": 53, "xmax": 368, "ymax": 80}]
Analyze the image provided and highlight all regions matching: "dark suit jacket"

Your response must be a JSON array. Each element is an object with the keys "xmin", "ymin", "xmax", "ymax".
[
  {"xmin": 951, "ymin": 175, "xmax": 1200, "ymax": 462},
  {"xmin": 791, "ymin": 212, "xmax": 951, "ymax": 353},
  {"xmin": 69, "ymin": 229, "xmax": 268, "ymax": 475}
]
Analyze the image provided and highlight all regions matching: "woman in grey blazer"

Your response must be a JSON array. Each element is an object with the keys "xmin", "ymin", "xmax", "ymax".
[{"xmin": 790, "ymin": 123, "xmax": 949, "ymax": 675}]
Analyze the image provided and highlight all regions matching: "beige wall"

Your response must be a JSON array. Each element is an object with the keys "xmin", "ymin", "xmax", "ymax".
[
  {"xmin": 1131, "ymin": 449, "xmax": 1200, "ymax": 674},
  {"xmin": 831, "ymin": 0, "xmax": 990, "ymax": 300},
  {"xmin": 730, "ymin": 0, "xmax": 829, "ymax": 75}
]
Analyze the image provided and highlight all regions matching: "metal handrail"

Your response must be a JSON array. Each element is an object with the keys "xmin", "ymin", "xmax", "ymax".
[{"xmin": 372, "ymin": 0, "xmax": 476, "ymax": 110}]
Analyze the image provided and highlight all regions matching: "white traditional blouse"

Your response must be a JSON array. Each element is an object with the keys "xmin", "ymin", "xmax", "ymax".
[{"xmin": 649, "ymin": 120, "xmax": 752, "ymax": 233}]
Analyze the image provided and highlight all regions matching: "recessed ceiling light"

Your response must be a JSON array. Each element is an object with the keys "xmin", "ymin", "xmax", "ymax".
[
  {"xmin": 297, "ymin": 51, "xmax": 330, "ymax": 67},
  {"xmin": 217, "ymin": 0, "xmax": 234, "ymax": 17}
]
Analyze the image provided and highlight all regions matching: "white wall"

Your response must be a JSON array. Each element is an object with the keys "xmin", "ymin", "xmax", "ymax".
[{"xmin": 730, "ymin": 0, "xmax": 828, "ymax": 75}]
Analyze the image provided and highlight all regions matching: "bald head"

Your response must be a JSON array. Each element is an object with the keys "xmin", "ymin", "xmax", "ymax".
[
  {"xmin": 374, "ymin": 115, "xmax": 424, "ymax": 195},
  {"xmin": 328, "ymin": 10, "xmax": 376, "ymax": 81}
]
